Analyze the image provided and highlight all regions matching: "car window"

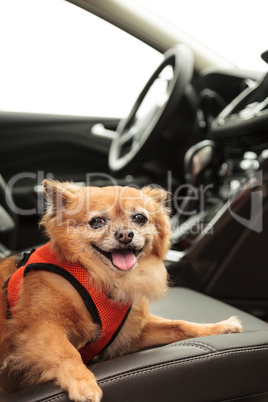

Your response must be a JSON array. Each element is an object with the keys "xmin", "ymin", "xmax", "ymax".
[
  {"xmin": 0, "ymin": 0, "xmax": 162, "ymax": 118},
  {"xmin": 136, "ymin": 0, "xmax": 268, "ymax": 72}
]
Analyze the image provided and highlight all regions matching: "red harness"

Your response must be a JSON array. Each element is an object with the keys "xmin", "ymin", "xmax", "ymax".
[{"xmin": 6, "ymin": 243, "xmax": 131, "ymax": 364}]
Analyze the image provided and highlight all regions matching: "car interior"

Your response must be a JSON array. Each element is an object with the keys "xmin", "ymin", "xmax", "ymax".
[{"xmin": 1, "ymin": 0, "xmax": 268, "ymax": 401}]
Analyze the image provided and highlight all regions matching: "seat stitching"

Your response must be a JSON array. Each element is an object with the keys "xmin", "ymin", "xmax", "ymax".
[
  {"xmin": 223, "ymin": 391, "xmax": 268, "ymax": 401},
  {"xmin": 44, "ymin": 391, "xmax": 268, "ymax": 402},
  {"xmin": 42, "ymin": 395, "xmax": 67, "ymax": 402},
  {"xmin": 99, "ymin": 346, "xmax": 268, "ymax": 385},
  {"xmin": 168, "ymin": 341, "xmax": 217, "ymax": 352},
  {"xmin": 21, "ymin": 347, "xmax": 268, "ymax": 401}
]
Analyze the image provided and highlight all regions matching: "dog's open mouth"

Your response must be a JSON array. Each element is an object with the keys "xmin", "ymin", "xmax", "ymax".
[{"xmin": 92, "ymin": 244, "xmax": 142, "ymax": 271}]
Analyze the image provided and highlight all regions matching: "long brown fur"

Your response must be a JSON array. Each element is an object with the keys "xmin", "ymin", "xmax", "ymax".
[{"xmin": 0, "ymin": 181, "xmax": 242, "ymax": 401}]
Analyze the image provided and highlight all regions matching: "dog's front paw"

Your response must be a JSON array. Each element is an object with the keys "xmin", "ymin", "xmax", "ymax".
[
  {"xmin": 68, "ymin": 376, "xmax": 103, "ymax": 402},
  {"xmin": 214, "ymin": 316, "xmax": 243, "ymax": 334}
]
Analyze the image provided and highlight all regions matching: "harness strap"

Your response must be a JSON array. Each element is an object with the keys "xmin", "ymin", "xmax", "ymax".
[{"xmin": 5, "ymin": 243, "xmax": 132, "ymax": 363}]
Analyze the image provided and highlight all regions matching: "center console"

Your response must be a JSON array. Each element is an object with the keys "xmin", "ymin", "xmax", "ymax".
[{"xmin": 167, "ymin": 120, "xmax": 268, "ymax": 319}]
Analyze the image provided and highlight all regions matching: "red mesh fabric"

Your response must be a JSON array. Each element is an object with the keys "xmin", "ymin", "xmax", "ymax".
[{"xmin": 7, "ymin": 243, "xmax": 131, "ymax": 363}]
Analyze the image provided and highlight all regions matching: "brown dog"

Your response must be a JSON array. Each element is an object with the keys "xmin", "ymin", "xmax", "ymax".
[{"xmin": 0, "ymin": 181, "xmax": 242, "ymax": 401}]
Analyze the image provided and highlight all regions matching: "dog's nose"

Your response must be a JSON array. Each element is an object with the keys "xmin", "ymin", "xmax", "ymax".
[{"xmin": 115, "ymin": 229, "xmax": 134, "ymax": 245}]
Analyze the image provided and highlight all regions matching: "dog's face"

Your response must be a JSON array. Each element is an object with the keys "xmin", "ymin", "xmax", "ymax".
[
  {"xmin": 87, "ymin": 203, "xmax": 151, "ymax": 273},
  {"xmin": 41, "ymin": 181, "xmax": 170, "ymax": 300}
]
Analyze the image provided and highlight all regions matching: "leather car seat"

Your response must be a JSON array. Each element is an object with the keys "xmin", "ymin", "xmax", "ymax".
[{"xmin": 3, "ymin": 287, "xmax": 268, "ymax": 402}]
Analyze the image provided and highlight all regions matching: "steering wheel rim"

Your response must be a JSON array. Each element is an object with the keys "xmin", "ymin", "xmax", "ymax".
[{"xmin": 108, "ymin": 44, "xmax": 194, "ymax": 172}]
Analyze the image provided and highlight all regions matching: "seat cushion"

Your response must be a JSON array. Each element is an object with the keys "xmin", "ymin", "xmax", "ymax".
[{"xmin": 3, "ymin": 287, "xmax": 268, "ymax": 402}]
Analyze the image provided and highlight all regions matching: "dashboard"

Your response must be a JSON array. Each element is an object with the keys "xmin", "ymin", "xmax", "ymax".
[
  {"xmin": 165, "ymin": 64, "xmax": 268, "ymax": 319},
  {"xmin": 212, "ymin": 72, "xmax": 268, "ymax": 139}
]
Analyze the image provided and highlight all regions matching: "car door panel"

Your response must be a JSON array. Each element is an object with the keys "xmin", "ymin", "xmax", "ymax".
[{"xmin": 0, "ymin": 111, "xmax": 119, "ymax": 249}]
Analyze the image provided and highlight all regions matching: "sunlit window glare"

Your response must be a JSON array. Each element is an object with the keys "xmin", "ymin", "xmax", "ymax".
[
  {"xmin": 0, "ymin": 0, "xmax": 267, "ymax": 117},
  {"xmin": 0, "ymin": 0, "xmax": 162, "ymax": 117},
  {"xmin": 135, "ymin": 0, "xmax": 268, "ymax": 72}
]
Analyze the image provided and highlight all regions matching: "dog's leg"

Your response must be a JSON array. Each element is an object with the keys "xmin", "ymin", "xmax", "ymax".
[
  {"xmin": 131, "ymin": 314, "xmax": 242, "ymax": 350},
  {"xmin": 5, "ymin": 323, "xmax": 102, "ymax": 402}
]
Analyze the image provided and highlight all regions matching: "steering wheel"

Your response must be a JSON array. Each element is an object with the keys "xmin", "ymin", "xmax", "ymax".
[{"xmin": 108, "ymin": 44, "xmax": 194, "ymax": 172}]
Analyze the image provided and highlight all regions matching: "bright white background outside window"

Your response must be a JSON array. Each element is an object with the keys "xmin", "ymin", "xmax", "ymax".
[
  {"xmin": 136, "ymin": 0, "xmax": 268, "ymax": 72},
  {"xmin": 0, "ymin": 0, "xmax": 162, "ymax": 117},
  {"xmin": 1, "ymin": 0, "xmax": 267, "ymax": 117}
]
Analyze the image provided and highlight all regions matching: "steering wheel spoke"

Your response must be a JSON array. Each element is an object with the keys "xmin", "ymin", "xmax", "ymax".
[
  {"xmin": 109, "ymin": 44, "xmax": 194, "ymax": 172},
  {"xmin": 119, "ymin": 126, "xmax": 138, "ymax": 146}
]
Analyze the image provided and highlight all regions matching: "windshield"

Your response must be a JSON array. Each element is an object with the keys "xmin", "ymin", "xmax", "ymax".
[{"xmin": 135, "ymin": 0, "xmax": 268, "ymax": 72}]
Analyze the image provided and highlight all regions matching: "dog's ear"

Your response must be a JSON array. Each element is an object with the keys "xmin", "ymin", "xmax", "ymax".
[
  {"xmin": 141, "ymin": 185, "xmax": 168, "ymax": 206},
  {"xmin": 141, "ymin": 185, "xmax": 171, "ymax": 259},
  {"xmin": 43, "ymin": 180, "xmax": 80, "ymax": 214}
]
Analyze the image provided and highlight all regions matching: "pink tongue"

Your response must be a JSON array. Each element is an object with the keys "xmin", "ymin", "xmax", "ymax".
[{"xmin": 111, "ymin": 250, "xmax": 137, "ymax": 271}]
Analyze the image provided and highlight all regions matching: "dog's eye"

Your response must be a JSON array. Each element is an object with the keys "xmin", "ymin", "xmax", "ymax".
[
  {"xmin": 132, "ymin": 213, "xmax": 148, "ymax": 226},
  {"xmin": 89, "ymin": 217, "xmax": 107, "ymax": 229}
]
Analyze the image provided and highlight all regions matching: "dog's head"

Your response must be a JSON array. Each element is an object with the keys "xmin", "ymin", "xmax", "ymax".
[{"xmin": 41, "ymin": 180, "xmax": 171, "ymax": 302}]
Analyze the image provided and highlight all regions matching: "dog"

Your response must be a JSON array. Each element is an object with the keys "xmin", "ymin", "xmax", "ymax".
[{"xmin": 0, "ymin": 180, "xmax": 242, "ymax": 401}]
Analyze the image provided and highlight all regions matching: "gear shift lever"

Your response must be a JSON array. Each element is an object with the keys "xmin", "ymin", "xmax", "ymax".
[
  {"xmin": 184, "ymin": 140, "xmax": 216, "ymax": 186},
  {"xmin": 171, "ymin": 140, "xmax": 217, "ymax": 238}
]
